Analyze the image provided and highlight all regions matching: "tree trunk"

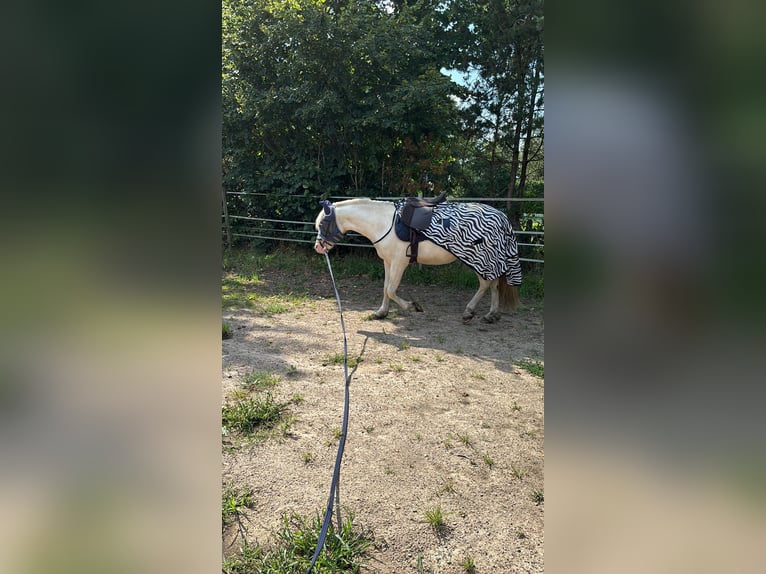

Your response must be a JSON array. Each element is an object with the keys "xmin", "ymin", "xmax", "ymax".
[
  {"xmin": 507, "ymin": 98, "xmax": 524, "ymax": 231},
  {"xmin": 518, "ymin": 59, "xmax": 542, "ymax": 198}
]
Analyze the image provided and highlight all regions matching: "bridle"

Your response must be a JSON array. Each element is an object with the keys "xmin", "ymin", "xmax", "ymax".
[
  {"xmin": 316, "ymin": 200, "xmax": 396, "ymax": 250},
  {"xmin": 316, "ymin": 203, "xmax": 345, "ymax": 251}
]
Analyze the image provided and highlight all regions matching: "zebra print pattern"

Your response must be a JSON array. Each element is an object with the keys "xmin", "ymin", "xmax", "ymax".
[{"xmin": 397, "ymin": 200, "xmax": 522, "ymax": 285}]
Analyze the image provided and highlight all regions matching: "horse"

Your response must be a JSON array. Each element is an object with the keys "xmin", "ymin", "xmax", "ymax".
[{"xmin": 314, "ymin": 198, "xmax": 521, "ymax": 323}]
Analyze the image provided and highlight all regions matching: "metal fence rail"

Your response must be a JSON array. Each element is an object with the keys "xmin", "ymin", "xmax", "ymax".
[{"xmin": 223, "ymin": 195, "xmax": 544, "ymax": 265}]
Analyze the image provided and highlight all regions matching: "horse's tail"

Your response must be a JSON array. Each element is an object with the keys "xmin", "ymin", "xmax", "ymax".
[{"xmin": 499, "ymin": 278, "xmax": 521, "ymax": 312}]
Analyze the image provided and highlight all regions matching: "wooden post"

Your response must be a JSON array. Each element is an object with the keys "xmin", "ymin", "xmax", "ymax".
[{"xmin": 221, "ymin": 186, "xmax": 231, "ymax": 248}]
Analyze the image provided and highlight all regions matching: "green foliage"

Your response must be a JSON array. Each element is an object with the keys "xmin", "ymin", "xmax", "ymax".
[
  {"xmin": 223, "ymin": 0, "xmax": 461, "ymax": 221},
  {"xmin": 424, "ymin": 504, "xmax": 447, "ymax": 534},
  {"xmin": 222, "ymin": 485, "xmax": 256, "ymax": 526},
  {"xmin": 222, "ymin": 512, "xmax": 374, "ymax": 574},
  {"xmin": 461, "ymin": 554, "xmax": 476, "ymax": 574},
  {"xmin": 242, "ymin": 370, "xmax": 281, "ymax": 391},
  {"xmin": 222, "ymin": 322, "xmax": 233, "ymax": 339},
  {"xmin": 519, "ymin": 271, "xmax": 544, "ymax": 300},
  {"xmin": 515, "ymin": 359, "xmax": 544, "ymax": 378},
  {"xmin": 222, "ymin": 392, "xmax": 284, "ymax": 435}
]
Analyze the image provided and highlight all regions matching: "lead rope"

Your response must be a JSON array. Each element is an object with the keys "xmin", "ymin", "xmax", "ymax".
[{"xmin": 306, "ymin": 251, "xmax": 352, "ymax": 574}]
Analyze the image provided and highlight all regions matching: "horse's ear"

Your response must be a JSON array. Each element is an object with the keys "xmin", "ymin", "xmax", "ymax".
[{"xmin": 320, "ymin": 200, "xmax": 333, "ymax": 215}]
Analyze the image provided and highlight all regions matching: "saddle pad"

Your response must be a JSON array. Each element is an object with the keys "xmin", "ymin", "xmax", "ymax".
[
  {"xmin": 394, "ymin": 216, "xmax": 426, "ymax": 242},
  {"xmin": 396, "ymin": 201, "xmax": 522, "ymax": 285}
]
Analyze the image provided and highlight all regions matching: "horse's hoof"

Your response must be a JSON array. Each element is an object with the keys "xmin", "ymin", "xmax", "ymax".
[
  {"xmin": 372, "ymin": 311, "xmax": 388, "ymax": 320},
  {"xmin": 481, "ymin": 313, "xmax": 501, "ymax": 324},
  {"xmin": 462, "ymin": 312, "xmax": 475, "ymax": 324},
  {"xmin": 413, "ymin": 301, "xmax": 423, "ymax": 312}
]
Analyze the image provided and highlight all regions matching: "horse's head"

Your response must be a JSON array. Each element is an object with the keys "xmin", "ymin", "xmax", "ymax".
[{"xmin": 314, "ymin": 200, "xmax": 345, "ymax": 254}]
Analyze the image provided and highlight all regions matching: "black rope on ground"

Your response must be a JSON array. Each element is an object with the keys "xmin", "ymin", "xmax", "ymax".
[{"xmin": 305, "ymin": 252, "xmax": 352, "ymax": 574}]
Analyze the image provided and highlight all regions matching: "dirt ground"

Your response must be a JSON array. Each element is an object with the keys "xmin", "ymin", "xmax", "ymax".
[{"xmin": 222, "ymin": 266, "xmax": 544, "ymax": 573}]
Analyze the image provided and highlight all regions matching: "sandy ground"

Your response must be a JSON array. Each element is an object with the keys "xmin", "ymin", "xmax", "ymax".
[{"xmin": 222, "ymin": 267, "xmax": 544, "ymax": 573}]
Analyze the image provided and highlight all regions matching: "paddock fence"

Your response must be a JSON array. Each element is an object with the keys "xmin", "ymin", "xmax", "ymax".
[{"xmin": 222, "ymin": 192, "xmax": 544, "ymax": 265}]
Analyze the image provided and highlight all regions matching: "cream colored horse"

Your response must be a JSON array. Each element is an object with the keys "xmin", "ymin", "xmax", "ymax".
[{"xmin": 314, "ymin": 198, "xmax": 519, "ymax": 323}]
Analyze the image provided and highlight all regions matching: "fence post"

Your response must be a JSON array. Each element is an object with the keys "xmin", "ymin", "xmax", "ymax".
[{"xmin": 221, "ymin": 187, "xmax": 231, "ymax": 248}]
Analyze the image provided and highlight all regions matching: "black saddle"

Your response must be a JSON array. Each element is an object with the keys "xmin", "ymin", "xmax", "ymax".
[{"xmin": 398, "ymin": 191, "xmax": 448, "ymax": 263}]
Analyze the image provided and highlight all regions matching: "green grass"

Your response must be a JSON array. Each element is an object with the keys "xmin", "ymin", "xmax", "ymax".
[
  {"xmin": 437, "ymin": 480, "xmax": 456, "ymax": 496},
  {"xmin": 455, "ymin": 432, "xmax": 473, "ymax": 447},
  {"xmin": 461, "ymin": 554, "xmax": 476, "ymax": 573},
  {"xmin": 242, "ymin": 370, "xmax": 280, "ymax": 390},
  {"xmin": 483, "ymin": 453, "xmax": 495, "ymax": 469},
  {"xmin": 515, "ymin": 358, "xmax": 544, "ymax": 378},
  {"xmin": 223, "ymin": 512, "xmax": 374, "ymax": 574},
  {"xmin": 510, "ymin": 464, "xmax": 527, "ymax": 480},
  {"xmin": 424, "ymin": 504, "xmax": 447, "ymax": 535},
  {"xmin": 519, "ymin": 271, "xmax": 544, "ymax": 300},
  {"xmin": 322, "ymin": 353, "xmax": 362, "ymax": 368},
  {"xmin": 223, "ymin": 322, "xmax": 232, "ymax": 339},
  {"xmin": 222, "ymin": 274, "xmax": 308, "ymax": 315},
  {"xmin": 222, "ymin": 485, "xmax": 255, "ymax": 526},
  {"xmin": 532, "ymin": 489, "xmax": 544, "ymax": 505},
  {"xmin": 222, "ymin": 391, "xmax": 284, "ymax": 436},
  {"xmin": 223, "ymin": 245, "xmax": 544, "ymax": 299}
]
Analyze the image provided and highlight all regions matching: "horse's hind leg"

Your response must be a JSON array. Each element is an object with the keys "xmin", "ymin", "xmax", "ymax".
[
  {"xmin": 462, "ymin": 276, "xmax": 491, "ymax": 323},
  {"xmin": 481, "ymin": 280, "xmax": 502, "ymax": 323}
]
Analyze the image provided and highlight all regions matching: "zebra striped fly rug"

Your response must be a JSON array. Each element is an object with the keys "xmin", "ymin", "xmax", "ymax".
[{"xmin": 395, "ymin": 200, "xmax": 523, "ymax": 286}]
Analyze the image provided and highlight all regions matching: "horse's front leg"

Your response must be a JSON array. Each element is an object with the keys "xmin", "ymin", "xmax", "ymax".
[
  {"xmin": 374, "ymin": 257, "xmax": 420, "ymax": 318},
  {"xmin": 373, "ymin": 259, "xmax": 393, "ymax": 319}
]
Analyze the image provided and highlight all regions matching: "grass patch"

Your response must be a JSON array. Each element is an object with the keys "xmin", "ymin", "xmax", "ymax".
[
  {"xmin": 510, "ymin": 464, "xmax": 527, "ymax": 480},
  {"xmin": 222, "ymin": 391, "xmax": 284, "ymax": 436},
  {"xmin": 483, "ymin": 453, "xmax": 495, "ymax": 469},
  {"xmin": 405, "ymin": 260, "xmax": 479, "ymax": 289},
  {"xmin": 424, "ymin": 504, "xmax": 447, "ymax": 535},
  {"xmin": 322, "ymin": 353, "xmax": 362, "ymax": 368},
  {"xmin": 461, "ymin": 555, "xmax": 476, "ymax": 574},
  {"xmin": 223, "ymin": 322, "xmax": 232, "ymax": 339},
  {"xmin": 437, "ymin": 480, "xmax": 456, "ymax": 496},
  {"xmin": 222, "ymin": 485, "xmax": 256, "ymax": 526},
  {"xmin": 222, "ymin": 275, "xmax": 307, "ymax": 315},
  {"xmin": 532, "ymin": 489, "xmax": 544, "ymax": 505},
  {"xmin": 242, "ymin": 370, "xmax": 280, "ymax": 390},
  {"xmin": 224, "ymin": 245, "xmax": 544, "ymax": 295},
  {"xmin": 455, "ymin": 432, "xmax": 473, "ymax": 447},
  {"xmin": 223, "ymin": 512, "xmax": 374, "ymax": 574},
  {"xmin": 515, "ymin": 358, "xmax": 544, "ymax": 378}
]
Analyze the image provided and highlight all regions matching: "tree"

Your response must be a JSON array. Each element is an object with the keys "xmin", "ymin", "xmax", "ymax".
[
  {"xmin": 439, "ymin": 0, "xmax": 544, "ymax": 226},
  {"xmin": 222, "ymin": 0, "xmax": 460, "ymax": 223}
]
